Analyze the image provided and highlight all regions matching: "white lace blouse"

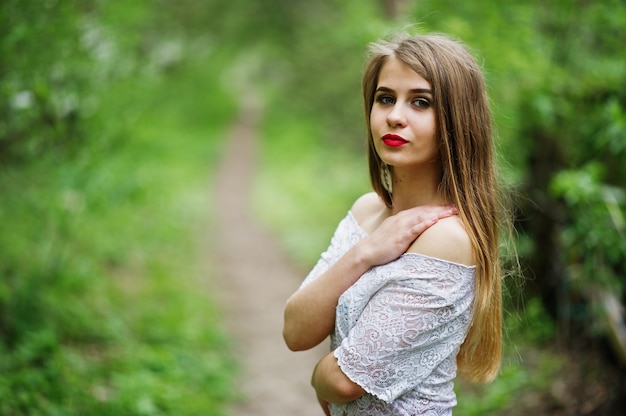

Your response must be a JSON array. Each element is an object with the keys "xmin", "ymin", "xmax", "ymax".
[{"xmin": 300, "ymin": 212, "xmax": 476, "ymax": 416}]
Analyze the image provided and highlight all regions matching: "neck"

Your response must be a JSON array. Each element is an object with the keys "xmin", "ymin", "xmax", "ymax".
[{"xmin": 389, "ymin": 164, "xmax": 447, "ymax": 214}]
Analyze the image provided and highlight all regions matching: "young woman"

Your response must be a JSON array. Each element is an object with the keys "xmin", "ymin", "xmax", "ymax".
[{"xmin": 283, "ymin": 32, "xmax": 507, "ymax": 416}]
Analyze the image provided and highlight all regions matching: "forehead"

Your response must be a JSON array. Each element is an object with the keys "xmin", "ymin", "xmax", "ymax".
[{"xmin": 377, "ymin": 56, "xmax": 431, "ymax": 90}]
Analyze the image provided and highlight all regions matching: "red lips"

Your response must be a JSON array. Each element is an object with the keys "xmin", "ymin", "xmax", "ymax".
[{"xmin": 382, "ymin": 134, "xmax": 408, "ymax": 147}]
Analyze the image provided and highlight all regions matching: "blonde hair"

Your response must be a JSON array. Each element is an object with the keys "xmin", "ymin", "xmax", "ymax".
[{"xmin": 363, "ymin": 33, "xmax": 504, "ymax": 382}]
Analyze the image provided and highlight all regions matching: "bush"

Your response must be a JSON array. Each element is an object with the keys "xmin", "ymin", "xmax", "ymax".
[{"xmin": 0, "ymin": 1, "xmax": 237, "ymax": 414}]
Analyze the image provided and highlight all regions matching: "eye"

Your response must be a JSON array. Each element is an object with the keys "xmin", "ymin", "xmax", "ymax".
[
  {"xmin": 412, "ymin": 97, "xmax": 431, "ymax": 109},
  {"xmin": 375, "ymin": 94, "xmax": 395, "ymax": 105}
]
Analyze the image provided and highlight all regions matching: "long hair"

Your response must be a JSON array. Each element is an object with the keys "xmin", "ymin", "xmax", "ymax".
[{"xmin": 363, "ymin": 33, "xmax": 504, "ymax": 383}]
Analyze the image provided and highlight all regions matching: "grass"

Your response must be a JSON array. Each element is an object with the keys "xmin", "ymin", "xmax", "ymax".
[{"xmin": 0, "ymin": 43, "xmax": 238, "ymax": 415}]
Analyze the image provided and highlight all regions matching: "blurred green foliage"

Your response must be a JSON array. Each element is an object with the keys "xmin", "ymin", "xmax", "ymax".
[
  {"xmin": 2, "ymin": 0, "xmax": 626, "ymax": 413},
  {"xmin": 1, "ymin": 0, "xmax": 94, "ymax": 162},
  {"xmin": 1, "ymin": 0, "xmax": 237, "ymax": 414}
]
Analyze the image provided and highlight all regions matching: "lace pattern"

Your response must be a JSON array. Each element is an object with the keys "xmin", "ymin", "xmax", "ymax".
[{"xmin": 301, "ymin": 212, "xmax": 476, "ymax": 416}]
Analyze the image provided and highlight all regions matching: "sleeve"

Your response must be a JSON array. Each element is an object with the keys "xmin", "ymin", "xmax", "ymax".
[
  {"xmin": 333, "ymin": 274, "xmax": 474, "ymax": 403},
  {"xmin": 299, "ymin": 246, "xmax": 335, "ymax": 289},
  {"xmin": 299, "ymin": 213, "xmax": 357, "ymax": 289}
]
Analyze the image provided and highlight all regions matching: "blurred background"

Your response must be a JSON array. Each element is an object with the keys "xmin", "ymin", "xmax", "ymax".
[{"xmin": 1, "ymin": 0, "xmax": 625, "ymax": 414}]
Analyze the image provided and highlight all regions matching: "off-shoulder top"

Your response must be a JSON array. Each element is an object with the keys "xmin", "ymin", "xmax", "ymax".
[{"xmin": 300, "ymin": 212, "xmax": 476, "ymax": 416}]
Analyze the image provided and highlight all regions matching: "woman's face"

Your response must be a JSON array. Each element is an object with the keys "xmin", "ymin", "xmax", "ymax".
[{"xmin": 370, "ymin": 56, "xmax": 439, "ymax": 172}]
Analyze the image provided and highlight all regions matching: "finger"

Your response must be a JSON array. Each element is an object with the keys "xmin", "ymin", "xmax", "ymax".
[
  {"xmin": 437, "ymin": 207, "xmax": 458, "ymax": 218},
  {"xmin": 409, "ymin": 216, "xmax": 438, "ymax": 236}
]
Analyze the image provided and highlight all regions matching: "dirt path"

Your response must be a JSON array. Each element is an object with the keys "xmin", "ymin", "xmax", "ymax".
[{"xmin": 213, "ymin": 96, "xmax": 328, "ymax": 415}]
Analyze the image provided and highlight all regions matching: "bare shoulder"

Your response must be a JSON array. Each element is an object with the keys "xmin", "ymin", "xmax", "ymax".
[
  {"xmin": 350, "ymin": 192, "xmax": 385, "ymax": 221},
  {"xmin": 407, "ymin": 216, "xmax": 475, "ymax": 266},
  {"xmin": 350, "ymin": 192, "xmax": 387, "ymax": 233}
]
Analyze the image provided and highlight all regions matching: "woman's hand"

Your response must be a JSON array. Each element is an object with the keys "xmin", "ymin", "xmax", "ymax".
[
  {"xmin": 283, "ymin": 202, "xmax": 456, "ymax": 352},
  {"xmin": 355, "ymin": 205, "xmax": 457, "ymax": 267},
  {"xmin": 312, "ymin": 352, "xmax": 366, "ymax": 405}
]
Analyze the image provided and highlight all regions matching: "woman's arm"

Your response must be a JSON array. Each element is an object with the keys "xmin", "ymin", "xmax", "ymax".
[
  {"xmin": 283, "ymin": 244, "xmax": 373, "ymax": 351},
  {"xmin": 316, "ymin": 394, "xmax": 331, "ymax": 416},
  {"xmin": 312, "ymin": 352, "xmax": 366, "ymax": 404},
  {"xmin": 316, "ymin": 219, "xmax": 475, "ymax": 404},
  {"xmin": 283, "ymin": 200, "xmax": 457, "ymax": 351},
  {"xmin": 316, "ymin": 271, "xmax": 474, "ymax": 406}
]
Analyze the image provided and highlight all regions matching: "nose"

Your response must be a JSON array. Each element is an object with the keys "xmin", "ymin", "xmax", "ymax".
[{"xmin": 387, "ymin": 103, "xmax": 407, "ymax": 127}]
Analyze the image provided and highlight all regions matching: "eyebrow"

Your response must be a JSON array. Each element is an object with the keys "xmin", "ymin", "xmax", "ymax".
[{"xmin": 376, "ymin": 86, "xmax": 433, "ymax": 94}]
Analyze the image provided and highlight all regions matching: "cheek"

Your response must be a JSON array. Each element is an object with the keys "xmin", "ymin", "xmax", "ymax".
[
  {"xmin": 369, "ymin": 110, "xmax": 385, "ymax": 131},
  {"xmin": 418, "ymin": 115, "xmax": 437, "ymax": 138}
]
